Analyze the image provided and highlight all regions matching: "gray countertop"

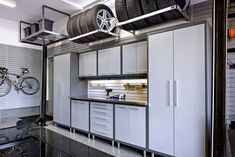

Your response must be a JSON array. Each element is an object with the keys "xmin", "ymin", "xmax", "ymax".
[{"xmin": 70, "ymin": 96, "xmax": 147, "ymax": 107}]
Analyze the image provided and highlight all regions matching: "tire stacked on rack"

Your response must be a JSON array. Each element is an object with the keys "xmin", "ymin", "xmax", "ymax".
[
  {"xmin": 67, "ymin": 4, "xmax": 115, "ymax": 43},
  {"xmin": 115, "ymin": 0, "xmax": 186, "ymax": 31},
  {"xmin": 156, "ymin": 0, "xmax": 186, "ymax": 20}
]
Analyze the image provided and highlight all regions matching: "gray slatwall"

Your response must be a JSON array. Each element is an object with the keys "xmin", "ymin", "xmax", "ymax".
[
  {"xmin": 0, "ymin": 44, "xmax": 42, "ymax": 115},
  {"xmin": 227, "ymin": 53, "xmax": 235, "ymax": 121},
  {"xmin": 88, "ymin": 80, "xmax": 147, "ymax": 102}
]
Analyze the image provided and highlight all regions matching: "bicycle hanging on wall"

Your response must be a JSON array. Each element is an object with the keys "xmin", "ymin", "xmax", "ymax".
[{"xmin": 0, "ymin": 67, "xmax": 40, "ymax": 97}]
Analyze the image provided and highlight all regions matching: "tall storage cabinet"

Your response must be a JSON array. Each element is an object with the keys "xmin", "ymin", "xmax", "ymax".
[
  {"xmin": 53, "ymin": 54, "xmax": 71, "ymax": 126},
  {"xmin": 148, "ymin": 23, "xmax": 212, "ymax": 157},
  {"xmin": 54, "ymin": 53, "xmax": 87, "ymax": 127}
]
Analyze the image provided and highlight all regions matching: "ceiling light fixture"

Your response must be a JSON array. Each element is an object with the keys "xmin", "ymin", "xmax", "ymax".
[
  {"xmin": 0, "ymin": 0, "xmax": 16, "ymax": 8},
  {"xmin": 61, "ymin": 0, "xmax": 83, "ymax": 10}
]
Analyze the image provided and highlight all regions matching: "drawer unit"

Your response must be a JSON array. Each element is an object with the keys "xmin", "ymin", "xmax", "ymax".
[{"xmin": 90, "ymin": 102, "xmax": 113, "ymax": 139}]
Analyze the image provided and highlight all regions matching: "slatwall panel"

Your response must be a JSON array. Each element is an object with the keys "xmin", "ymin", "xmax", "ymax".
[
  {"xmin": 0, "ymin": 43, "xmax": 42, "ymax": 110},
  {"xmin": 48, "ymin": 1, "xmax": 212, "ymax": 57},
  {"xmin": 227, "ymin": 53, "xmax": 235, "ymax": 121},
  {"xmin": 88, "ymin": 80, "xmax": 147, "ymax": 102}
]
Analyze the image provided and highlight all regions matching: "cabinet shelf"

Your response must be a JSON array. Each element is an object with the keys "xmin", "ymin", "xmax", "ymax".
[{"xmin": 228, "ymin": 48, "xmax": 235, "ymax": 53}]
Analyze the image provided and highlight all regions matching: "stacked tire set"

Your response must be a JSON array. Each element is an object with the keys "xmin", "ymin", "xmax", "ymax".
[
  {"xmin": 67, "ymin": 0, "xmax": 186, "ymax": 43},
  {"xmin": 67, "ymin": 4, "xmax": 115, "ymax": 44},
  {"xmin": 116, "ymin": 0, "xmax": 186, "ymax": 30}
]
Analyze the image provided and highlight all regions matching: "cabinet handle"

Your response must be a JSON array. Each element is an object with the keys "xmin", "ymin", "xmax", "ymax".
[
  {"xmin": 93, "ymin": 111, "xmax": 107, "ymax": 115},
  {"xmin": 129, "ymin": 107, "xmax": 139, "ymax": 110},
  {"xmin": 174, "ymin": 80, "xmax": 179, "ymax": 107},
  {"xmin": 92, "ymin": 103, "xmax": 108, "ymax": 107},
  {"xmin": 93, "ymin": 106, "xmax": 109, "ymax": 110},
  {"xmin": 168, "ymin": 80, "xmax": 173, "ymax": 106},
  {"xmin": 92, "ymin": 122, "xmax": 108, "ymax": 128},
  {"xmin": 117, "ymin": 106, "xmax": 127, "ymax": 109},
  {"xmin": 93, "ymin": 116, "xmax": 108, "ymax": 121}
]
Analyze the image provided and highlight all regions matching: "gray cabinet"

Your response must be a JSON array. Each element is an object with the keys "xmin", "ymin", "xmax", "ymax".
[
  {"xmin": 71, "ymin": 100, "xmax": 89, "ymax": 132},
  {"xmin": 54, "ymin": 53, "xmax": 87, "ymax": 127},
  {"xmin": 79, "ymin": 51, "xmax": 97, "ymax": 77},
  {"xmin": 98, "ymin": 47, "xmax": 121, "ymax": 76},
  {"xmin": 122, "ymin": 41, "xmax": 147, "ymax": 74},
  {"xmin": 53, "ymin": 54, "xmax": 71, "ymax": 126},
  {"xmin": 148, "ymin": 23, "xmax": 211, "ymax": 157},
  {"xmin": 90, "ymin": 102, "xmax": 113, "ymax": 139},
  {"xmin": 115, "ymin": 105, "xmax": 146, "ymax": 148}
]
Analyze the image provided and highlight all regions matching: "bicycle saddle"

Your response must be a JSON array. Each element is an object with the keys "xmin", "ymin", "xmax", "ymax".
[
  {"xmin": 0, "ymin": 67, "xmax": 8, "ymax": 72},
  {"xmin": 21, "ymin": 68, "xmax": 29, "ymax": 74}
]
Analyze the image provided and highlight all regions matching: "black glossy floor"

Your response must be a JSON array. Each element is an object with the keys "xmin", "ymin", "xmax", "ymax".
[{"xmin": 0, "ymin": 127, "xmax": 113, "ymax": 157}]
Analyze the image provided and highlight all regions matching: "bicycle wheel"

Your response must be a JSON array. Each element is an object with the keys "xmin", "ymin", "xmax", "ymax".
[
  {"xmin": 0, "ymin": 72, "xmax": 12, "ymax": 97},
  {"xmin": 21, "ymin": 77, "xmax": 40, "ymax": 95}
]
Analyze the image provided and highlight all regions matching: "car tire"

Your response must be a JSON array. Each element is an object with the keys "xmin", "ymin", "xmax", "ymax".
[
  {"xmin": 115, "ymin": 0, "xmax": 136, "ymax": 30},
  {"xmin": 87, "ymin": 4, "xmax": 114, "ymax": 39},
  {"xmin": 141, "ymin": 0, "xmax": 164, "ymax": 25},
  {"xmin": 126, "ymin": 0, "xmax": 149, "ymax": 29},
  {"xmin": 79, "ymin": 9, "xmax": 98, "ymax": 42},
  {"xmin": 67, "ymin": 16, "xmax": 84, "ymax": 43},
  {"xmin": 156, "ymin": 0, "xmax": 186, "ymax": 20}
]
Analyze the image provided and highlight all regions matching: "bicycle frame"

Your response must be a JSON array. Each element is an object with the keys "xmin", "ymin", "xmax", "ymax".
[{"xmin": 1, "ymin": 72, "xmax": 26, "ymax": 91}]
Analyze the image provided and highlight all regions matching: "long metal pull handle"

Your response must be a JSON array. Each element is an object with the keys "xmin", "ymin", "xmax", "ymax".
[
  {"xmin": 174, "ymin": 80, "xmax": 179, "ymax": 107},
  {"xmin": 168, "ymin": 80, "xmax": 173, "ymax": 106}
]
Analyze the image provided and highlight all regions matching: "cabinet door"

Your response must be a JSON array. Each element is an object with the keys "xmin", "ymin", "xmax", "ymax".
[
  {"xmin": 129, "ymin": 106, "xmax": 146, "ymax": 147},
  {"xmin": 54, "ymin": 54, "xmax": 71, "ymax": 126},
  {"xmin": 174, "ymin": 24, "xmax": 206, "ymax": 157},
  {"xmin": 136, "ymin": 41, "xmax": 147, "ymax": 74},
  {"xmin": 87, "ymin": 51, "xmax": 97, "ymax": 76},
  {"xmin": 108, "ymin": 47, "xmax": 121, "ymax": 75},
  {"xmin": 148, "ymin": 31, "xmax": 174, "ymax": 155},
  {"xmin": 79, "ymin": 53, "xmax": 86, "ymax": 77},
  {"xmin": 115, "ymin": 105, "xmax": 130, "ymax": 143},
  {"xmin": 71, "ymin": 100, "xmax": 89, "ymax": 132},
  {"xmin": 98, "ymin": 49, "xmax": 109, "ymax": 76},
  {"xmin": 122, "ymin": 43, "xmax": 137, "ymax": 74}
]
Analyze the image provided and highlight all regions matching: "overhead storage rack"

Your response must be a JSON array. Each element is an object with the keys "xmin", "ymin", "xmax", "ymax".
[
  {"xmin": 20, "ymin": 5, "xmax": 70, "ymax": 46},
  {"xmin": 69, "ymin": 3, "xmax": 191, "ymax": 43}
]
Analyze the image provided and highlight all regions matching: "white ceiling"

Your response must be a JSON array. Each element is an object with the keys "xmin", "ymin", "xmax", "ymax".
[{"xmin": 0, "ymin": 0, "xmax": 102, "ymax": 23}]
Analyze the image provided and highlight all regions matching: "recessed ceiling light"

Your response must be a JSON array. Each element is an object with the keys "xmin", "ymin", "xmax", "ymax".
[
  {"xmin": 61, "ymin": 0, "xmax": 83, "ymax": 10},
  {"xmin": 0, "ymin": 0, "xmax": 16, "ymax": 8}
]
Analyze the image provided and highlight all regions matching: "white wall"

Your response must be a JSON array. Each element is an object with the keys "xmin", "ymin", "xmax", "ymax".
[{"xmin": 0, "ymin": 18, "xmax": 41, "ymax": 50}]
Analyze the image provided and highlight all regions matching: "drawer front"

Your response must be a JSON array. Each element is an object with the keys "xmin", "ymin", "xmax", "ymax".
[
  {"xmin": 71, "ymin": 100, "xmax": 89, "ymax": 105},
  {"xmin": 91, "ymin": 125, "xmax": 113, "ymax": 138},
  {"xmin": 91, "ymin": 103, "xmax": 113, "ymax": 117},
  {"xmin": 90, "ymin": 119, "xmax": 113, "ymax": 130},
  {"xmin": 91, "ymin": 114, "xmax": 113, "ymax": 123},
  {"xmin": 90, "ymin": 102, "xmax": 113, "ymax": 110}
]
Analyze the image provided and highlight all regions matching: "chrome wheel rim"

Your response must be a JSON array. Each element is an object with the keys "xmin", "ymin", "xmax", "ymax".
[{"xmin": 96, "ymin": 9, "xmax": 112, "ymax": 31}]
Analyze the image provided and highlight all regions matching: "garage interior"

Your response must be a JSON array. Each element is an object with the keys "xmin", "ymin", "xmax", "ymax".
[{"xmin": 0, "ymin": 0, "xmax": 232, "ymax": 157}]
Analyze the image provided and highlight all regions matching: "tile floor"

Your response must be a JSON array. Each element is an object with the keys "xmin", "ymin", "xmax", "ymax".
[{"xmin": 45, "ymin": 124, "xmax": 145, "ymax": 157}]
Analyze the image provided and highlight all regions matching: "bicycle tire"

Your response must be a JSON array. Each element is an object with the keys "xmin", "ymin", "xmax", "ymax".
[
  {"xmin": 0, "ymin": 73, "xmax": 12, "ymax": 97},
  {"xmin": 21, "ymin": 77, "xmax": 40, "ymax": 95}
]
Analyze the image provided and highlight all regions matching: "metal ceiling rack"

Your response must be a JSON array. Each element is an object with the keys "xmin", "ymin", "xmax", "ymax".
[
  {"xmin": 19, "ymin": 5, "xmax": 70, "ymax": 126},
  {"xmin": 69, "ymin": 3, "xmax": 191, "ymax": 43},
  {"xmin": 20, "ymin": 5, "xmax": 70, "ymax": 46}
]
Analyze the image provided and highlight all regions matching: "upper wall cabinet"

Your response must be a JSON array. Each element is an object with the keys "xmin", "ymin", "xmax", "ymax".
[
  {"xmin": 98, "ymin": 46, "xmax": 121, "ymax": 76},
  {"xmin": 122, "ymin": 41, "xmax": 147, "ymax": 75},
  {"xmin": 79, "ymin": 51, "xmax": 97, "ymax": 77}
]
